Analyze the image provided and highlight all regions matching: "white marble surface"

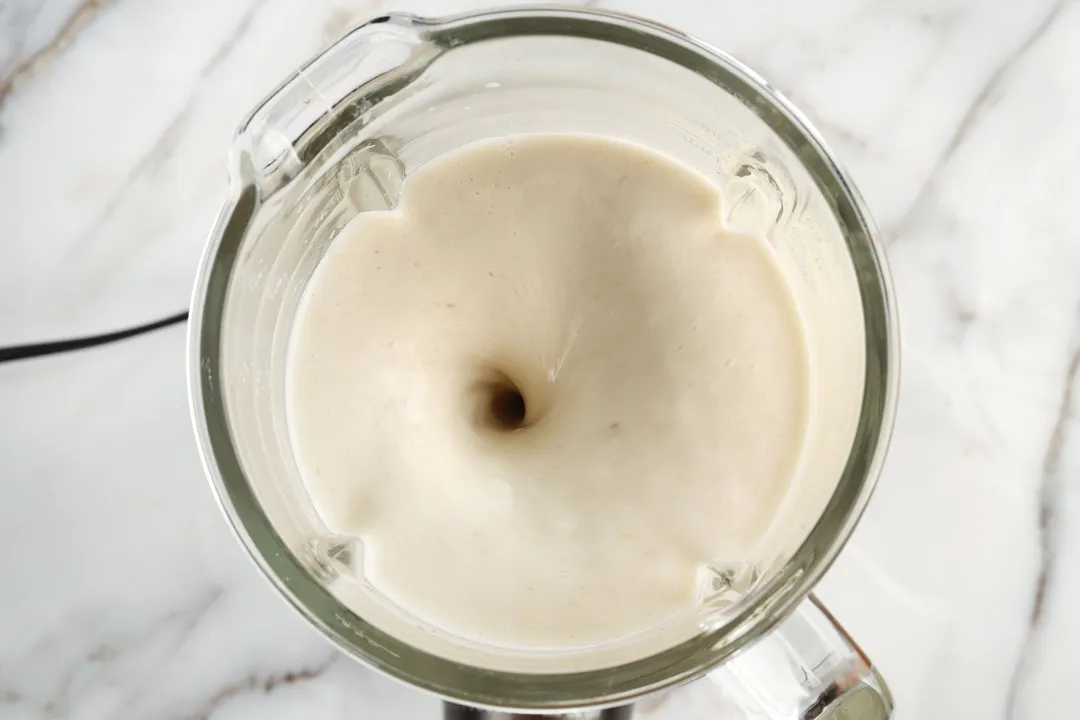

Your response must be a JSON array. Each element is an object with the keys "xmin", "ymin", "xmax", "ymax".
[{"xmin": 1, "ymin": 0, "xmax": 1079, "ymax": 717}]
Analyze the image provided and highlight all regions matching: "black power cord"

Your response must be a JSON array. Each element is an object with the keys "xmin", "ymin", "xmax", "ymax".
[{"xmin": 0, "ymin": 311, "xmax": 189, "ymax": 364}]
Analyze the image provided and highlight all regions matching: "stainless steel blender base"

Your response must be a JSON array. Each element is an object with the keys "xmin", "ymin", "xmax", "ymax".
[{"xmin": 444, "ymin": 705, "xmax": 633, "ymax": 719}]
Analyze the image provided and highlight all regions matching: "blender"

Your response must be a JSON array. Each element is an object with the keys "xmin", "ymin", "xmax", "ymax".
[{"xmin": 188, "ymin": 8, "xmax": 898, "ymax": 718}]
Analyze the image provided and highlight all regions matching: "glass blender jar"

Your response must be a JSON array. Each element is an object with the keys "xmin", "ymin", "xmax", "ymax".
[{"xmin": 188, "ymin": 7, "xmax": 899, "ymax": 718}]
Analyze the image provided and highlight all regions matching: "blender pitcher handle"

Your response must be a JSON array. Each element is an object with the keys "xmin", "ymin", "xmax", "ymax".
[
  {"xmin": 702, "ymin": 593, "xmax": 894, "ymax": 719},
  {"xmin": 442, "ymin": 594, "xmax": 892, "ymax": 719}
]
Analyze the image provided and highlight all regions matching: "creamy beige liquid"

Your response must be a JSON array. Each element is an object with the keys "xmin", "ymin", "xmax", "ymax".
[{"xmin": 286, "ymin": 133, "xmax": 809, "ymax": 649}]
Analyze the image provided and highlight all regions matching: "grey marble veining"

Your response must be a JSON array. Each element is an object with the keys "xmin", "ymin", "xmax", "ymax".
[{"xmin": 2, "ymin": 0, "xmax": 1079, "ymax": 718}]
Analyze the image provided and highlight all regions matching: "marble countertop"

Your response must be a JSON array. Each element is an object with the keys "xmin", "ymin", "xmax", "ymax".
[{"xmin": 2, "ymin": 0, "xmax": 1079, "ymax": 718}]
